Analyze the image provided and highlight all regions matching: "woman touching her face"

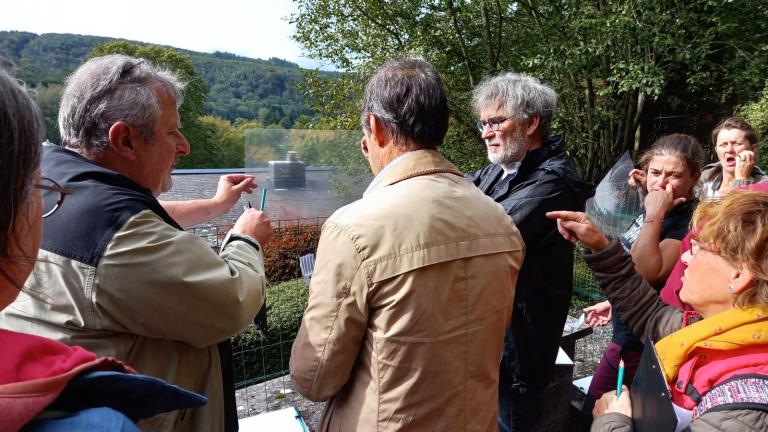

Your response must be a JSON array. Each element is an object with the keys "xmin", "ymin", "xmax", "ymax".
[
  {"xmin": 581, "ymin": 134, "xmax": 703, "ymax": 416},
  {"xmin": 701, "ymin": 117, "xmax": 767, "ymax": 199}
]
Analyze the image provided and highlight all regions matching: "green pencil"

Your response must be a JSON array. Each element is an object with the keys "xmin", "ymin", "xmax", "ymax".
[
  {"xmin": 259, "ymin": 188, "xmax": 267, "ymax": 211},
  {"xmin": 616, "ymin": 359, "xmax": 625, "ymax": 396}
]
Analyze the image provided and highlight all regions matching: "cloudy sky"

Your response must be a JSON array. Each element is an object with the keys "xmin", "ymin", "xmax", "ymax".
[{"xmin": 0, "ymin": 0, "xmax": 333, "ymax": 69}]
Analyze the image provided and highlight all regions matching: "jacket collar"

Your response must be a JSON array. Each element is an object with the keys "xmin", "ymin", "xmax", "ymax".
[
  {"xmin": 700, "ymin": 161, "xmax": 766, "ymax": 183},
  {"xmin": 372, "ymin": 149, "xmax": 462, "ymax": 191}
]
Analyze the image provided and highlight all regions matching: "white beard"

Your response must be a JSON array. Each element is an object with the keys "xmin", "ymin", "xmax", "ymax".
[{"xmin": 487, "ymin": 127, "xmax": 529, "ymax": 167}]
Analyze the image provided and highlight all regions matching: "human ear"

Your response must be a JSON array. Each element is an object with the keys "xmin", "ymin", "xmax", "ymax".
[
  {"xmin": 525, "ymin": 115, "xmax": 541, "ymax": 137},
  {"xmin": 107, "ymin": 121, "xmax": 137, "ymax": 161},
  {"xmin": 360, "ymin": 135, "xmax": 370, "ymax": 159},
  {"xmin": 729, "ymin": 264, "xmax": 754, "ymax": 296},
  {"xmin": 368, "ymin": 115, "xmax": 388, "ymax": 149}
]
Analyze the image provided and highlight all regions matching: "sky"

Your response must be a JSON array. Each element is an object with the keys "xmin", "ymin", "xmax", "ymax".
[{"xmin": 0, "ymin": 0, "xmax": 334, "ymax": 70}]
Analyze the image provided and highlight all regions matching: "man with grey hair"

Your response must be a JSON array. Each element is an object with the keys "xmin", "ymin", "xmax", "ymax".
[
  {"xmin": 291, "ymin": 58, "xmax": 525, "ymax": 431},
  {"xmin": 0, "ymin": 55, "xmax": 271, "ymax": 431},
  {"xmin": 466, "ymin": 72, "xmax": 592, "ymax": 432}
]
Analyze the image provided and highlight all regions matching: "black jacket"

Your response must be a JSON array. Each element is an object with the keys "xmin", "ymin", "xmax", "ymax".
[{"xmin": 466, "ymin": 136, "xmax": 593, "ymax": 394}]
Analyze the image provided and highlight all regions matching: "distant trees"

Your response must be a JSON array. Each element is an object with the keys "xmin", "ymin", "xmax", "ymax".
[
  {"xmin": 179, "ymin": 116, "xmax": 246, "ymax": 169},
  {"xmin": 91, "ymin": 42, "xmax": 252, "ymax": 168},
  {"xmin": 192, "ymin": 55, "xmax": 315, "ymax": 127},
  {"xmin": 740, "ymin": 80, "xmax": 768, "ymax": 169},
  {"xmin": 30, "ymin": 84, "xmax": 63, "ymax": 144},
  {"xmin": 0, "ymin": 31, "xmax": 326, "ymax": 162},
  {"xmin": 292, "ymin": 0, "xmax": 768, "ymax": 181}
]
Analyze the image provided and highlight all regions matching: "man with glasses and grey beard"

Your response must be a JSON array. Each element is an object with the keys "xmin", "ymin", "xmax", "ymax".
[
  {"xmin": 466, "ymin": 72, "xmax": 592, "ymax": 432},
  {"xmin": 0, "ymin": 55, "xmax": 271, "ymax": 431},
  {"xmin": 290, "ymin": 58, "xmax": 525, "ymax": 431}
]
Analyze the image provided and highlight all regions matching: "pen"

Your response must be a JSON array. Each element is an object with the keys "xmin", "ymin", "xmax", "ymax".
[
  {"xmin": 616, "ymin": 359, "xmax": 625, "ymax": 396},
  {"xmin": 259, "ymin": 188, "xmax": 267, "ymax": 211}
]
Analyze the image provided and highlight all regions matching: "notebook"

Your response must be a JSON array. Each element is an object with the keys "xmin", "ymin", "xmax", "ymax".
[{"xmin": 630, "ymin": 337, "xmax": 691, "ymax": 432}]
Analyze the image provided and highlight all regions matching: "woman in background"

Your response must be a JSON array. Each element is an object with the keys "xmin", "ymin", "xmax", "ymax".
[
  {"xmin": 701, "ymin": 117, "xmax": 767, "ymax": 199},
  {"xmin": 582, "ymin": 134, "xmax": 702, "ymax": 414}
]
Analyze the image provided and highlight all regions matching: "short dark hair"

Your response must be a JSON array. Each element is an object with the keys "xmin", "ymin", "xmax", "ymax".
[
  {"xmin": 711, "ymin": 117, "xmax": 759, "ymax": 147},
  {"xmin": 360, "ymin": 58, "xmax": 449, "ymax": 149},
  {"xmin": 0, "ymin": 67, "xmax": 44, "ymax": 288}
]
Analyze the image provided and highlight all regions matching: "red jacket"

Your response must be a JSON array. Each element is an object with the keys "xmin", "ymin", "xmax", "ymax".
[{"xmin": 0, "ymin": 329, "xmax": 133, "ymax": 431}]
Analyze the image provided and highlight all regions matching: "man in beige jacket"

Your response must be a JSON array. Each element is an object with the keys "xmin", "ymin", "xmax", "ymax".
[
  {"xmin": 290, "ymin": 58, "xmax": 525, "ymax": 431},
  {"xmin": 0, "ymin": 55, "xmax": 271, "ymax": 431}
]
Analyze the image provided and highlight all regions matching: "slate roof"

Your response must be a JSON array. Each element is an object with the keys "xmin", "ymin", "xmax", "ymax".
[{"xmin": 159, "ymin": 167, "xmax": 369, "ymax": 229}]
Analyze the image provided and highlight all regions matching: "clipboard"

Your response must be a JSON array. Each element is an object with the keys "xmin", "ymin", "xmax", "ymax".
[{"xmin": 630, "ymin": 337, "xmax": 679, "ymax": 432}]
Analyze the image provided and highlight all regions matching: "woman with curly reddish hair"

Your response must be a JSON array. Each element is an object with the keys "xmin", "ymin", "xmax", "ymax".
[{"xmin": 548, "ymin": 189, "xmax": 768, "ymax": 431}]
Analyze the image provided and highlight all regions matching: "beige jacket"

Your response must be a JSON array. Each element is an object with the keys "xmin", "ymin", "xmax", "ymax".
[
  {"xmin": 1, "ymin": 210, "xmax": 266, "ymax": 431},
  {"xmin": 290, "ymin": 150, "xmax": 525, "ymax": 431}
]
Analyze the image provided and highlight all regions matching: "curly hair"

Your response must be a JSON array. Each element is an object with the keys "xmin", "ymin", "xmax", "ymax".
[{"xmin": 692, "ymin": 188, "xmax": 768, "ymax": 308}]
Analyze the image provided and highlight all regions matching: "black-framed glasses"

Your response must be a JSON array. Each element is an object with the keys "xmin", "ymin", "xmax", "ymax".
[
  {"xmin": 476, "ymin": 116, "xmax": 511, "ymax": 132},
  {"xmin": 34, "ymin": 177, "xmax": 73, "ymax": 218}
]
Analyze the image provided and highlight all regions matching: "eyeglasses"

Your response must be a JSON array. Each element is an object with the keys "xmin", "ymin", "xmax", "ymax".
[
  {"xmin": 690, "ymin": 240, "xmax": 720, "ymax": 257},
  {"xmin": 476, "ymin": 116, "xmax": 511, "ymax": 132},
  {"xmin": 34, "ymin": 177, "xmax": 73, "ymax": 218}
]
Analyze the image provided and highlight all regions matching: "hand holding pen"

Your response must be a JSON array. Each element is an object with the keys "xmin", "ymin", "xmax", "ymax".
[{"xmin": 236, "ymin": 187, "xmax": 272, "ymax": 245}]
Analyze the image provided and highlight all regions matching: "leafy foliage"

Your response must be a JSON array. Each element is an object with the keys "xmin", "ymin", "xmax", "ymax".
[
  {"xmin": 291, "ymin": 0, "xmax": 768, "ymax": 182},
  {"xmin": 739, "ymin": 80, "xmax": 768, "ymax": 169},
  {"xmin": 262, "ymin": 223, "xmax": 322, "ymax": 283},
  {"xmin": 232, "ymin": 278, "xmax": 310, "ymax": 385}
]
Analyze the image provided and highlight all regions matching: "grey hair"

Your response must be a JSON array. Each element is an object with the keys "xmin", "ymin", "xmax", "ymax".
[
  {"xmin": 0, "ymin": 67, "xmax": 44, "ymax": 288},
  {"xmin": 472, "ymin": 72, "xmax": 558, "ymax": 138},
  {"xmin": 58, "ymin": 54, "xmax": 186, "ymax": 156},
  {"xmin": 360, "ymin": 58, "xmax": 449, "ymax": 149}
]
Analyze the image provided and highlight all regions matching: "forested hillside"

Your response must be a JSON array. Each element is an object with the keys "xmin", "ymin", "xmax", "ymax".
[{"xmin": 0, "ymin": 31, "xmax": 321, "ymax": 131}]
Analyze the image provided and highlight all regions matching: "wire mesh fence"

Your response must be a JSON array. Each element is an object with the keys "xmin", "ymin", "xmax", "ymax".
[{"xmin": 572, "ymin": 246, "xmax": 606, "ymax": 300}]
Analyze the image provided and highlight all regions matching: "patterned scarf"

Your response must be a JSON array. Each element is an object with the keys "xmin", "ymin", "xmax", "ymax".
[{"xmin": 655, "ymin": 306, "xmax": 768, "ymax": 383}]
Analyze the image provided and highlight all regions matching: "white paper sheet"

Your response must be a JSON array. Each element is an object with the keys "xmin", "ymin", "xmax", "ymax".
[
  {"xmin": 555, "ymin": 346, "xmax": 574, "ymax": 365},
  {"xmin": 239, "ymin": 407, "xmax": 308, "ymax": 432},
  {"xmin": 573, "ymin": 375, "xmax": 593, "ymax": 395}
]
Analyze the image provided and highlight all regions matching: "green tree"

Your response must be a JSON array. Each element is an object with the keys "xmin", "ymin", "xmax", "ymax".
[
  {"xmin": 739, "ymin": 79, "xmax": 768, "ymax": 169},
  {"xmin": 177, "ymin": 115, "xmax": 245, "ymax": 168},
  {"xmin": 31, "ymin": 83, "xmax": 63, "ymax": 143},
  {"xmin": 292, "ymin": 0, "xmax": 768, "ymax": 182}
]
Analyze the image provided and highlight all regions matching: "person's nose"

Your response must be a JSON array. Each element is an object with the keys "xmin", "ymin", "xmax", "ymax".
[
  {"xmin": 178, "ymin": 133, "xmax": 190, "ymax": 156},
  {"xmin": 481, "ymin": 126, "xmax": 495, "ymax": 140},
  {"xmin": 681, "ymin": 249, "xmax": 692, "ymax": 266}
]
